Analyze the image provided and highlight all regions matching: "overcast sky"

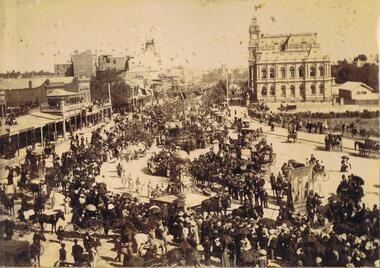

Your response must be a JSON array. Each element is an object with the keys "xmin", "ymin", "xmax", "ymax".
[{"xmin": 0, "ymin": 0, "xmax": 379, "ymax": 72}]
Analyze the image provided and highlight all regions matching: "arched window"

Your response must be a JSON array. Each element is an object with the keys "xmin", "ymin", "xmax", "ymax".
[
  {"xmin": 310, "ymin": 66, "xmax": 316, "ymax": 77},
  {"xmin": 299, "ymin": 66, "xmax": 304, "ymax": 77},
  {"xmin": 311, "ymin": 84, "xmax": 316, "ymax": 95},
  {"xmin": 290, "ymin": 85, "xmax": 295, "ymax": 96},
  {"xmin": 261, "ymin": 86, "xmax": 267, "ymax": 96},
  {"xmin": 270, "ymin": 68, "xmax": 275, "ymax": 79},
  {"xmin": 319, "ymin": 84, "xmax": 324, "ymax": 94},
  {"xmin": 290, "ymin": 67, "xmax": 295, "ymax": 78},
  {"xmin": 270, "ymin": 85, "xmax": 275, "ymax": 95},
  {"xmin": 262, "ymin": 68, "xmax": 267, "ymax": 79},
  {"xmin": 319, "ymin": 66, "xmax": 324, "ymax": 76},
  {"xmin": 281, "ymin": 67, "xmax": 286, "ymax": 78},
  {"xmin": 299, "ymin": 84, "xmax": 304, "ymax": 95},
  {"xmin": 281, "ymin": 85, "xmax": 286, "ymax": 96}
]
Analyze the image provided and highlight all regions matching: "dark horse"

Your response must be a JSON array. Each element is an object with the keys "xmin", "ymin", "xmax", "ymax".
[
  {"xmin": 232, "ymin": 205, "xmax": 263, "ymax": 220},
  {"xmin": 201, "ymin": 195, "xmax": 232, "ymax": 215},
  {"xmin": 30, "ymin": 210, "xmax": 65, "ymax": 232}
]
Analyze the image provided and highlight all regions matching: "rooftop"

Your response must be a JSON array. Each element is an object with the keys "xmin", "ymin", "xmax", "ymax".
[{"xmin": 0, "ymin": 76, "xmax": 75, "ymax": 90}]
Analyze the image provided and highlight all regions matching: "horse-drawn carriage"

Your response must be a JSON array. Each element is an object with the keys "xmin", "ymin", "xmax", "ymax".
[
  {"xmin": 355, "ymin": 138, "xmax": 380, "ymax": 158},
  {"xmin": 65, "ymin": 205, "xmax": 105, "ymax": 237},
  {"xmin": 325, "ymin": 132, "xmax": 343, "ymax": 151}
]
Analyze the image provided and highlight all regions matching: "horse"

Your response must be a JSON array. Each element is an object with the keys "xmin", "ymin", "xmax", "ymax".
[
  {"xmin": 232, "ymin": 205, "xmax": 263, "ymax": 220},
  {"xmin": 30, "ymin": 210, "xmax": 65, "ymax": 233},
  {"xmin": 200, "ymin": 196, "xmax": 222, "ymax": 214},
  {"xmin": 354, "ymin": 141, "xmax": 366, "ymax": 155}
]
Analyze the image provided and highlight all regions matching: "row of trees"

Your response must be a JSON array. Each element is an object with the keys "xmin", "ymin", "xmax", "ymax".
[
  {"xmin": 332, "ymin": 57, "xmax": 379, "ymax": 92},
  {"xmin": 0, "ymin": 70, "xmax": 54, "ymax": 79}
]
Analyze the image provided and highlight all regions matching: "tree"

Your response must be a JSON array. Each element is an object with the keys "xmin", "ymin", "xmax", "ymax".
[
  {"xmin": 332, "ymin": 61, "xmax": 378, "ymax": 92},
  {"xmin": 90, "ymin": 69, "xmax": 133, "ymax": 105}
]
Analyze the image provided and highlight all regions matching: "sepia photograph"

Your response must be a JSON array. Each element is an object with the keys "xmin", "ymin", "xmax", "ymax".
[{"xmin": 0, "ymin": 0, "xmax": 379, "ymax": 266}]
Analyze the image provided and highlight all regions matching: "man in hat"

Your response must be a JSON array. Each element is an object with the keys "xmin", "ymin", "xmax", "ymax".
[
  {"xmin": 4, "ymin": 217, "xmax": 14, "ymax": 240},
  {"xmin": 83, "ymin": 232, "xmax": 94, "ymax": 252},
  {"xmin": 72, "ymin": 239, "xmax": 84, "ymax": 266},
  {"xmin": 59, "ymin": 243, "xmax": 67, "ymax": 266}
]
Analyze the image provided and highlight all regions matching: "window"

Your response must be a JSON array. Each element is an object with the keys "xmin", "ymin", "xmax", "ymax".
[
  {"xmin": 281, "ymin": 67, "xmax": 286, "ymax": 78},
  {"xmin": 281, "ymin": 85, "xmax": 286, "ymax": 96},
  {"xmin": 299, "ymin": 84, "xmax": 304, "ymax": 95},
  {"xmin": 270, "ymin": 68, "xmax": 275, "ymax": 79},
  {"xmin": 319, "ymin": 84, "xmax": 324, "ymax": 95},
  {"xmin": 261, "ymin": 86, "xmax": 267, "ymax": 96},
  {"xmin": 290, "ymin": 85, "xmax": 295, "ymax": 96},
  {"xmin": 311, "ymin": 84, "xmax": 316, "ymax": 95},
  {"xmin": 310, "ymin": 66, "xmax": 316, "ymax": 77},
  {"xmin": 113, "ymin": 59, "xmax": 117, "ymax": 64},
  {"xmin": 290, "ymin": 67, "xmax": 295, "ymax": 78},
  {"xmin": 270, "ymin": 85, "xmax": 275, "ymax": 95},
  {"xmin": 262, "ymin": 68, "xmax": 267, "ymax": 79},
  {"xmin": 299, "ymin": 66, "xmax": 304, "ymax": 77},
  {"xmin": 319, "ymin": 66, "xmax": 324, "ymax": 76}
]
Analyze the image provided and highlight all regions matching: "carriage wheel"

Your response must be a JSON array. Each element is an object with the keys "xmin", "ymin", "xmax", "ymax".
[
  {"xmin": 85, "ymin": 224, "xmax": 104, "ymax": 237},
  {"xmin": 64, "ymin": 223, "xmax": 83, "ymax": 237}
]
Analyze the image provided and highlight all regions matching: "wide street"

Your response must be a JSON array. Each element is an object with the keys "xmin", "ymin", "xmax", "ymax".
[{"xmin": 5, "ymin": 105, "xmax": 378, "ymax": 267}]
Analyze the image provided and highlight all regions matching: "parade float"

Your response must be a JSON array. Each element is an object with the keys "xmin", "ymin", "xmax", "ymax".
[{"xmin": 150, "ymin": 149, "xmax": 214, "ymax": 210}]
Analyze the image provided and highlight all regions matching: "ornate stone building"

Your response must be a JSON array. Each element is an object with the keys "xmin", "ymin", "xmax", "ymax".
[{"xmin": 248, "ymin": 17, "xmax": 333, "ymax": 102}]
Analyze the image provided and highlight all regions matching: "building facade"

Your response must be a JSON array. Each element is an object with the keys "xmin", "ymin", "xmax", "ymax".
[
  {"xmin": 71, "ymin": 50, "xmax": 97, "ymax": 78},
  {"xmin": 98, "ymin": 55, "xmax": 126, "ymax": 72},
  {"xmin": 248, "ymin": 17, "xmax": 333, "ymax": 103},
  {"xmin": 54, "ymin": 63, "xmax": 74, "ymax": 76}
]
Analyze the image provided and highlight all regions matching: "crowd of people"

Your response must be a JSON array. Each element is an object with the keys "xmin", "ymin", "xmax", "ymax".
[
  {"xmin": 249, "ymin": 102, "xmax": 379, "ymax": 138},
  {"xmin": 0, "ymin": 95, "xmax": 379, "ymax": 267}
]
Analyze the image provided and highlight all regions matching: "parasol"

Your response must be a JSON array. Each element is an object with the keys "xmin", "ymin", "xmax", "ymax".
[
  {"xmin": 86, "ymin": 204, "xmax": 97, "ymax": 211},
  {"xmin": 259, "ymin": 218, "xmax": 276, "ymax": 227},
  {"xmin": 149, "ymin": 205, "xmax": 161, "ymax": 214},
  {"xmin": 222, "ymin": 235, "xmax": 233, "ymax": 245},
  {"xmin": 240, "ymin": 249, "xmax": 257, "ymax": 264},
  {"xmin": 351, "ymin": 175, "xmax": 364, "ymax": 185},
  {"xmin": 178, "ymin": 241, "xmax": 192, "ymax": 251}
]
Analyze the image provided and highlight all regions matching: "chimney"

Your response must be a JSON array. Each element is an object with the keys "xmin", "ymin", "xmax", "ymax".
[{"xmin": 29, "ymin": 80, "xmax": 32, "ymax": 89}]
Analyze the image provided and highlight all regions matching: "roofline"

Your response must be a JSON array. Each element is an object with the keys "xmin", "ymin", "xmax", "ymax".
[{"xmin": 261, "ymin": 32, "xmax": 317, "ymax": 38}]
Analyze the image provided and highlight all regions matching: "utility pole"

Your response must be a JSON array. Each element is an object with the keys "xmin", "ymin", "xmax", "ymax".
[{"xmin": 108, "ymin": 82, "xmax": 113, "ymax": 114}]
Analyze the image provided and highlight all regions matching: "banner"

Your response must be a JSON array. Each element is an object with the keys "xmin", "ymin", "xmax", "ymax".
[{"xmin": 288, "ymin": 165, "xmax": 313, "ymax": 212}]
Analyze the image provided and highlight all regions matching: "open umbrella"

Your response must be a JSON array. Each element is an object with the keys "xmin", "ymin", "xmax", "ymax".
[
  {"xmin": 352, "ymin": 175, "xmax": 364, "ymax": 185},
  {"xmin": 222, "ymin": 235, "xmax": 233, "ymax": 245},
  {"xmin": 86, "ymin": 204, "xmax": 97, "ymax": 212},
  {"xmin": 259, "ymin": 218, "xmax": 276, "ymax": 227},
  {"xmin": 179, "ymin": 241, "xmax": 192, "ymax": 251},
  {"xmin": 149, "ymin": 205, "xmax": 161, "ymax": 214},
  {"xmin": 240, "ymin": 249, "xmax": 257, "ymax": 264}
]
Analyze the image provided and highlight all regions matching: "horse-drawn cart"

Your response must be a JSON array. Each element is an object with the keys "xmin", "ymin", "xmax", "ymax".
[
  {"xmin": 65, "ymin": 204, "xmax": 105, "ymax": 237},
  {"xmin": 355, "ymin": 138, "xmax": 380, "ymax": 158},
  {"xmin": 325, "ymin": 132, "xmax": 343, "ymax": 151}
]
